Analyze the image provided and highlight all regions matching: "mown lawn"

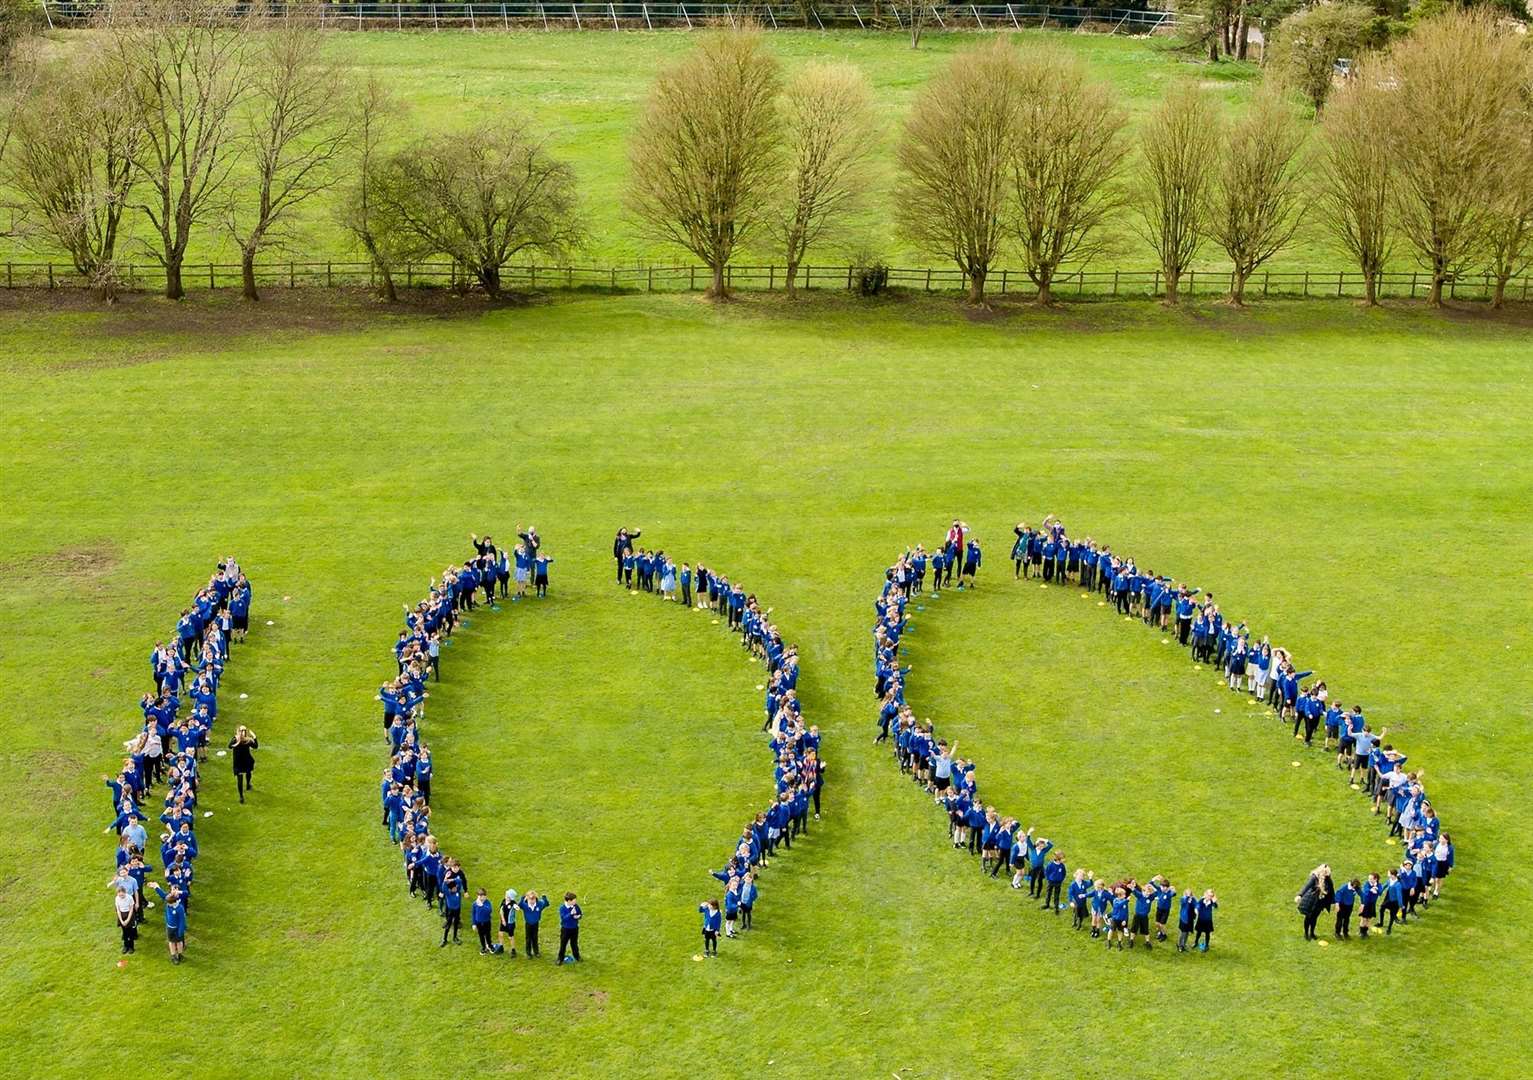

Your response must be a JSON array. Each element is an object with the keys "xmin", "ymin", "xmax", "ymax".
[{"xmin": 0, "ymin": 289, "xmax": 1529, "ymax": 1077}]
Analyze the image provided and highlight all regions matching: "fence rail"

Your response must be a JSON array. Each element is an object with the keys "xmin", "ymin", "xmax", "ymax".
[
  {"xmin": 3, "ymin": 259, "xmax": 1530, "ymax": 302},
  {"xmin": 40, "ymin": 1, "xmax": 1194, "ymax": 33}
]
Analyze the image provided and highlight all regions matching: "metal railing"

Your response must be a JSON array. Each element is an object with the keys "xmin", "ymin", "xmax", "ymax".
[
  {"xmin": 3, "ymin": 259, "xmax": 1528, "ymax": 302},
  {"xmin": 40, "ymin": 1, "xmax": 1195, "ymax": 33}
]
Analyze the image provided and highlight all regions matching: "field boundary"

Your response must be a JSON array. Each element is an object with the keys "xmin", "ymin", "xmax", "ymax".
[
  {"xmin": 39, "ymin": 1, "xmax": 1196, "ymax": 34},
  {"xmin": 4, "ymin": 258, "xmax": 1530, "ymax": 303}
]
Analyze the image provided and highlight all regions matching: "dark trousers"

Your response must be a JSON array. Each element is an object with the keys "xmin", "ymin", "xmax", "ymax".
[
  {"xmin": 236, "ymin": 770, "xmax": 252, "ymax": 799},
  {"xmin": 682, "ymin": 583, "xmax": 691, "ymax": 607},
  {"xmin": 741, "ymin": 904, "xmax": 753, "ymax": 929},
  {"xmin": 702, "ymin": 930, "xmax": 718, "ymax": 955},
  {"xmin": 476, "ymin": 922, "xmax": 492, "ymax": 949},
  {"xmin": 526, "ymin": 923, "xmax": 540, "ymax": 955},
  {"xmin": 1303, "ymin": 910, "xmax": 1321, "ymax": 939},
  {"xmin": 1028, "ymin": 866, "xmax": 1044, "ymax": 897},
  {"xmin": 442, "ymin": 909, "xmax": 461, "ymax": 944},
  {"xmin": 1044, "ymin": 880, "xmax": 1062, "ymax": 910},
  {"xmin": 1335, "ymin": 906, "xmax": 1353, "ymax": 937},
  {"xmin": 558, "ymin": 926, "xmax": 580, "ymax": 962}
]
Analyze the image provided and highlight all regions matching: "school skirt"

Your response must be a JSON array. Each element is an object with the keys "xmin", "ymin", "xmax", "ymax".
[{"xmin": 1361, "ymin": 899, "xmax": 1377, "ymax": 918}]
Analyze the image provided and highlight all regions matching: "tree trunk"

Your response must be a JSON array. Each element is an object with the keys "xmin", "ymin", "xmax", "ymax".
[
  {"xmin": 967, "ymin": 267, "xmax": 986, "ymax": 305},
  {"xmin": 1428, "ymin": 272, "xmax": 1444, "ymax": 307},
  {"xmin": 481, "ymin": 263, "xmax": 502, "ymax": 299},
  {"xmin": 1035, "ymin": 272, "xmax": 1053, "ymax": 306},
  {"xmin": 1364, "ymin": 272, "xmax": 1377, "ymax": 307},
  {"xmin": 241, "ymin": 248, "xmax": 260, "ymax": 302},
  {"xmin": 709, "ymin": 262, "xmax": 727, "ymax": 299},
  {"xmin": 1492, "ymin": 274, "xmax": 1508, "ymax": 309},
  {"xmin": 1230, "ymin": 268, "xmax": 1247, "ymax": 305},
  {"xmin": 1164, "ymin": 268, "xmax": 1180, "ymax": 306},
  {"xmin": 380, "ymin": 264, "xmax": 398, "ymax": 303},
  {"xmin": 1236, "ymin": 14, "xmax": 1249, "ymax": 59},
  {"xmin": 784, "ymin": 257, "xmax": 800, "ymax": 298},
  {"xmin": 164, "ymin": 258, "xmax": 185, "ymax": 301}
]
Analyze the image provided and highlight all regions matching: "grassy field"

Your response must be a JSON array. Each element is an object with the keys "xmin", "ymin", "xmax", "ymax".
[
  {"xmin": 2, "ymin": 27, "xmax": 1321, "ymax": 275},
  {"xmin": 0, "ymin": 287, "xmax": 1529, "ymax": 1076}
]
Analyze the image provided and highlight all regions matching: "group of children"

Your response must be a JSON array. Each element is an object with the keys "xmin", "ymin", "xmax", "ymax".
[
  {"xmin": 610, "ymin": 529, "xmax": 826, "ymax": 957},
  {"xmin": 378, "ymin": 532, "xmax": 585, "ymax": 961},
  {"xmin": 1009, "ymin": 513, "xmax": 1455, "ymax": 939},
  {"xmin": 105, "ymin": 559, "xmax": 253, "ymax": 962},
  {"xmin": 875, "ymin": 524, "xmax": 1222, "ymax": 953}
]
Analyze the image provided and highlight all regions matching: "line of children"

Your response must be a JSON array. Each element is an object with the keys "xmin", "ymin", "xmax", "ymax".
[
  {"xmin": 614, "ymin": 532, "xmax": 825, "ymax": 955},
  {"xmin": 1009, "ymin": 513, "xmax": 1456, "ymax": 939},
  {"xmin": 104, "ymin": 558, "xmax": 252, "ymax": 961},
  {"xmin": 381, "ymin": 533, "xmax": 578, "ymax": 959},
  {"xmin": 877, "ymin": 528, "xmax": 1223, "ymax": 955}
]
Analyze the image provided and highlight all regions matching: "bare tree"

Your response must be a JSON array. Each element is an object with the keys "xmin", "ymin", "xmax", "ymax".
[
  {"xmin": 373, "ymin": 120, "xmax": 584, "ymax": 300},
  {"xmin": 770, "ymin": 61, "xmax": 877, "ymax": 296},
  {"xmin": 1383, "ymin": 10, "xmax": 1525, "ymax": 307},
  {"xmin": 102, "ymin": 0, "xmax": 253, "ymax": 300},
  {"xmin": 1315, "ymin": 64, "xmax": 1394, "ymax": 305},
  {"xmin": 1269, "ymin": 2, "xmax": 1375, "ymax": 117},
  {"xmin": 337, "ymin": 76, "xmax": 406, "ymax": 302},
  {"xmin": 1485, "ymin": 137, "xmax": 1533, "ymax": 309},
  {"xmin": 906, "ymin": 0, "xmax": 926, "ymax": 49},
  {"xmin": 1134, "ymin": 83, "xmax": 1220, "ymax": 305},
  {"xmin": 627, "ymin": 27, "xmax": 783, "ymax": 299},
  {"xmin": 1206, "ymin": 90, "xmax": 1307, "ymax": 304},
  {"xmin": 227, "ymin": 17, "xmax": 351, "ymax": 301},
  {"xmin": 1009, "ymin": 47, "xmax": 1129, "ymax": 306},
  {"xmin": 2, "ymin": 47, "xmax": 142, "ymax": 297},
  {"xmin": 896, "ymin": 38, "xmax": 1024, "ymax": 305}
]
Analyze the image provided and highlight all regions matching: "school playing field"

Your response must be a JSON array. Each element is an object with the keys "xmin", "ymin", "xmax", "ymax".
[{"xmin": 1, "ymin": 286, "xmax": 1530, "ymax": 1076}]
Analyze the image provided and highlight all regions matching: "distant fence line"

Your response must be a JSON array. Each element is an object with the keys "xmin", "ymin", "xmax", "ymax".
[
  {"xmin": 3, "ymin": 259, "xmax": 1529, "ymax": 302},
  {"xmin": 39, "ymin": 1, "xmax": 1194, "ymax": 33}
]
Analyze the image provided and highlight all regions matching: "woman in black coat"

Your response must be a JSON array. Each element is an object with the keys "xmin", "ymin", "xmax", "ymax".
[
  {"xmin": 1296, "ymin": 864, "xmax": 1335, "ymax": 940},
  {"xmin": 229, "ymin": 725, "xmax": 259, "ymax": 803}
]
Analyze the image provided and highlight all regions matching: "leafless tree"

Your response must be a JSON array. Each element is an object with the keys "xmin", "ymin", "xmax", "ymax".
[
  {"xmin": 226, "ymin": 16, "xmax": 351, "ymax": 301},
  {"xmin": 373, "ymin": 119, "xmax": 584, "ymax": 300},
  {"xmin": 1009, "ymin": 46, "xmax": 1129, "ymax": 306},
  {"xmin": 896, "ymin": 38, "xmax": 1024, "ymax": 305},
  {"xmin": 2, "ymin": 46, "xmax": 142, "ymax": 298},
  {"xmin": 770, "ymin": 61, "xmax": 877, "ymax": 296},
  {"xmin": 102, "ymin": 0, "xmax": 253, "ymax": 300},
  {"xmin": 337, "ymin": 76, "xmax": 406, "ymax": 302},
  {"xmin": 627, "ymin": 26, "xmax": 783, "ymax": 299},
  {"xmin": 1485, "ymin": 132, "xmax": 1533, "ymax": 309},
  {"xmin": 1314, "ymin": 64, "xmax": 1394, "ymax": 305},
  {"xmin": 1206, "ymin": 90, "xmax": 1307, "ymax": 304},
  {"xmin": 1382, "ymin": 10, "xmax": 1525, "ymax": 307},
  {"xmin": 1133, "ymin": 83, "xmax": 1220, "ymax": 305}
]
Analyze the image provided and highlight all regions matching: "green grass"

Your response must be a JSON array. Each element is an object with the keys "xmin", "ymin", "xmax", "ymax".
[
  {"xmin": 0, "ymin": 289, "xmax": 1530, "ymax": 1076},
  {"xmin": 5, "ymin": 27, "xmax": 1331, "ymax": 276}
]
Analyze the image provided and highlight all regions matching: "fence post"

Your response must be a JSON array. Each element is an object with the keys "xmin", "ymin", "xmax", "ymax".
[
  {"xmin": 1112, "ymin": 269, "xmax": 1118, "ymax": 296},
  {"xmin": 1524, "ymin": 276, "xmax": 1529, "ymax": 301},
  {"xmin": 1152, "ymin": 269, "xmax": 1158, "ymax": 296},
  {"xmin": 1410, "ymin": 272, "xmax": 1417, "ymax": 299},
  {"xmin": 209, "ymin": 262, "xmax": 215, "ymax": 289},
  {"xmin": 1337, "ymin": 272, "xmax": 1343, "ymax": 298},
  {"xmin": 768, "ymin": 265, "xmax": 774, "ymax": 290},
  {"xmin": 290, "ymin": 261, "xmax": 296, "ymax": 288},
  {"xmin": 1450, "ymin": 276, "xmax": 1456, "ymax": 300},
  {"xmin": 689, "ymin": 265, "xmax": 695, "ymax": 290},
  {"xmin": 1000, "ymin": 269, "xmax": 1007, "ymax": 294},
  {"xmin": 1263, "ymin": 270, "xmax": 1269, "ymax": 297},
  {"xmin": 48, "ymin": 263, "xmax": 54, "ymax": 289},
  {"xmin": 1302, "ymin": 271, "xmax": 1308, "ymax": 298},
  {"xmin": 5, "ymin": 263, "xmax": 10, "ymax": 289},
  {"xmin": 406, "ymin": 261, "xmax": 413, "ymax": 288},
  {"xmin": 925, "ymin": 268, "xmax": 932, "ymax": 291},
  {"xmin": 327, "ymin": 262, "xmax": 333, "ymax": 288},
  {"xmin": 1188, "ymin": 269, "xmax": 1193, "ymax": 296},
  {"xmin": 648, "ymin": 267, "xmax": 654, "ymax": 291},
  {"xmin": 610, "ymin": 268, "xmax": 616, "ymax": 289},
  {"xmin": 846, "ymin": 264, "xmax": 852, "ymax": 290},
  {"xmin": 805, "ymin": 264, "xmax": 811, "ymax": 289}
]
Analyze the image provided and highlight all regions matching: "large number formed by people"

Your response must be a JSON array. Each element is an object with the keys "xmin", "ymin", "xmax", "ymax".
[
  {"xmin": 876, "ymin": 517, "xmax": 1456, "ymax": 952},
  {"xmin": 104, "ymin": 559, "xmax": 254, "ymax": 964},
  {"xmin": 378, "ymin": 529, "xmax": 585, "ymax": 963},
  {"xmin": 610, "ymin": 528, "xmax": 826, "ymax": 959}
]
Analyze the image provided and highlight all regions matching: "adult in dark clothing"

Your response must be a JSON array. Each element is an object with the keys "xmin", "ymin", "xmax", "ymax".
[
  {"xmin": 229, "ymin": 725, "xmax": 259, "ymax": 803},
  {"xmin": 612, "ymin": 527, "xmax": 641, "ymax": 583},
  {"xmin": 1296, "ymin": 864, "xmax": 1334, "ymax": 940}
]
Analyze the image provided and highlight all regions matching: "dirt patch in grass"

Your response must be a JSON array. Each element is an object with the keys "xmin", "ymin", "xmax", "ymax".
[{"xmin": 0, "ymin": 541, "xmax": 120, "ymax": 595}]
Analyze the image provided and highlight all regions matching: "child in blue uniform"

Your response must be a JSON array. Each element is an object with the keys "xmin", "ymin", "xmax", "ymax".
[{"xmin": 699, "ymin": 900, "xmax": 722, "ymax": 956}]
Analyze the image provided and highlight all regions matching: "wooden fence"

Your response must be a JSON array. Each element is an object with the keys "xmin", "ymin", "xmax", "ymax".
[
  {"xmin": 40, "ymin": 1, "xmax": 1194, "ymax": 33},
  {"xmin": 4, "ymin": 259, "xmax": 1530, "ymax": 302}
]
